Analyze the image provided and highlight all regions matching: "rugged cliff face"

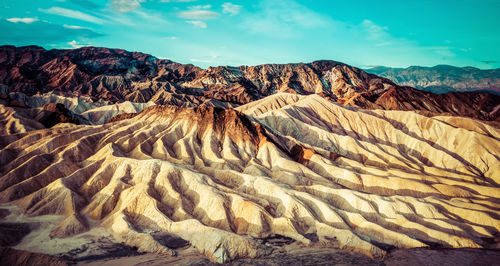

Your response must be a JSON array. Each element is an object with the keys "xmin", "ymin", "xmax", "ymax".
[{"xmin": 1, "ymin": 45, "xmax": 499, "ymax": 122}]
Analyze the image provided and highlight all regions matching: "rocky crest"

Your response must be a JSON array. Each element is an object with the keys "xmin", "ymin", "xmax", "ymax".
[{"xmin": 1, "ymin": 45, "xmax": 499, "ymax": 122}]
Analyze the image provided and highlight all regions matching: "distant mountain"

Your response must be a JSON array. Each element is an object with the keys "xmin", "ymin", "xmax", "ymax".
[
  {"xmin": 1, "ymin": 45, "xmax": 499, "ymax": 123},
  {"xmin": 366, "ymin": 65, "xmax": 500, "ymax": 95}
]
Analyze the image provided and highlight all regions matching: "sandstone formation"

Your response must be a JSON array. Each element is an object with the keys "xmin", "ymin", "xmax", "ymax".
[
  {"xmin": 1, "ymin": 92, "xmax": 158, "ymax": 126},
  {"xmin": 0, "ymin": 93, "xmax": 498, "ymax": 263},
  {"xmin": 0, "ymin": 104, "xmax": 46, "ymax": 135},
  {"xmin": 1, "ymin": 45, "xmax": 499, "ymax": 122}
]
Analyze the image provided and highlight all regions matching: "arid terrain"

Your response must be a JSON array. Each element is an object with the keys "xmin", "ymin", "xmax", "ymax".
[
  {"xmin": 1, "ymin": 46, "xmax": 499, "ymax": 265},
  {"xmin": 2, "ymin": 46, "xmax": 499, "ymax": 122}
]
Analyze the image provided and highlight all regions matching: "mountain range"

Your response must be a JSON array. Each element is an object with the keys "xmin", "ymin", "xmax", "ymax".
[
  {"xmin": 1, "ymin": 45, "xmax": 499, "ymax": 124},
  {"xmin": 0, "ymin": 45, "xmax": 499, "ymax": 264},
  {"xmin": 366, "ymin": 65, "xmax": 500, "ymax": 95}
]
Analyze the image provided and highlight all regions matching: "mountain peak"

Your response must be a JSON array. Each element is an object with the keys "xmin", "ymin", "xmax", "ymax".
[{"xmin": 1, "ymin": 45, "xmax": 498, "ymax": 122}]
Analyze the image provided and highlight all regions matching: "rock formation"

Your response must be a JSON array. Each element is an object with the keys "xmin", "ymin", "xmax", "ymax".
[
  {"xmin": 2, "ymin": 45, "xmax": 499, "ymax": 123},
  {"xmin": 0, "ymin": 93, "xmax": 498, "ymax": 263}
]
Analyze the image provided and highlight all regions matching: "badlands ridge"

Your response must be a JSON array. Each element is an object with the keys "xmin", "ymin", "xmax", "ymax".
[
  {"xmin": 2, "ymin": 45, "xmax": 499, "ymax": 122},
  {"xmin": 0, "ymin": 92, "xmax": 499, "ymax": 263}
]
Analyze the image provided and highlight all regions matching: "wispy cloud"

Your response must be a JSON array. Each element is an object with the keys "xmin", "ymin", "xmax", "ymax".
[
  {"xmin": 40, "ymin": 7, "xmax": 106, "ymax": 24},
  {"xmin": 112, "ymin": 0, "xmax": 146, "ymax": 12},
  {"xmin": 435, "ymin": 49, "xmax": 456, "ymax": 57},
  {"xmin": 241, "ymin": 0, "xmax": 333, "ymax": 38},
  {"xmin": 359, "ymin": 19, "xmax": 414, "ymax": 48},
  {"xmin": 178, "ymin": 10, "xmax": 219, "ymax": 19},
  {"xmin": 63, "ymin": 24, "xmax": 91, "ymax": 30},
  {"xmin": 361, "ymin": 19, "xmax": 389, "ymax": 41},
  {"xmin": 189, "ymin": 5, "xmax": 211, "ymax": 10},
  {"xmin": 69, "ymin": 0, "xmax": 100, "ymax": 10},
  {"xmin": 133, "ymin": 9, "xmax": 169, "ymax": 23},
  {"xmin": 0, "ymin": 19, "xmax": 103, "ymax": 46},
  {"xmin": 355, "ymin": 19, "xmax": 459, "ymax": 65},
  {"xmin": 420, "ymin": 46, "xmax": 454, "ymax": 50},
  {"xmin": 222, "ymin": 3, "xmax": 241, "ymax": 16},
  {"xmin": 160, "ymin": 0, "xmax": 197, "ymax": 2},
  {"xmin": 165, "ymin": 36, "xmax": 179, "ymax": 40},
  {"xmin": 418, "ymin": 46, "xmax": 456, "ymax": 57},
  {"xmin": 6, "ymin": 17, "xmax": 38, "ymax": 24},
  {"xmin": 185, "ymin": 20, "xmax": 206, "ymax": 28},
  {"xmin": 178, "ymin": 4, "xmax": 219, "ymax": 20}
]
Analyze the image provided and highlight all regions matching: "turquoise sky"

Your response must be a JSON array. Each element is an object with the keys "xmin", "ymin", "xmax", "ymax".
[{"xmin": 1, "ymin": 0, "xmax": 499, "ymax": 69}]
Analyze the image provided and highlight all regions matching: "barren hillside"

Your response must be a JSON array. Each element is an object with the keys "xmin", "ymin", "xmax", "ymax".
[{"xmin": 1, "ymin": 93, "xmax": 498, "ymax": 263}]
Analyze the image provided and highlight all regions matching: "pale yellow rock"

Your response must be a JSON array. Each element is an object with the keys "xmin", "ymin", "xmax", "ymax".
[{"xmin": 0, "ymin": 94, "xmax": 499, "ymax": 262}]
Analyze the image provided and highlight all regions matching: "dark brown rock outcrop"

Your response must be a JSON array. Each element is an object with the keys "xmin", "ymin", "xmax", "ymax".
[
  {"xmin": 0, "ymin": 222, "xmax": 30, "ymax": 246},
  {"xmin": 0, "ymin": 247, "xmax": 68, "ymax": 266},
  {"xmin": 39, "ymin": 103, "xmax": 81, "ymax": 127}
]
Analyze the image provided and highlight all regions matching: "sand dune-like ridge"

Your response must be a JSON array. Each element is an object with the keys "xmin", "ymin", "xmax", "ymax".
[{"xmin": 0, "ymin": 93, "xmax": 499, "ymax": 263}]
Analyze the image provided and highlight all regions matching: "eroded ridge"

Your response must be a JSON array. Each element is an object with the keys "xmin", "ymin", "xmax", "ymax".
[{"xmin": 0, "ymin": 94, "xmax": 499, "ymax": 263}]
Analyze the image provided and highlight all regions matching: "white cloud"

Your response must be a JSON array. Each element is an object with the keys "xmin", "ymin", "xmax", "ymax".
[
  {"xmin": 67, "ymin": 40, "xmax": 84, "ymax": 48},
  {"xmin": 6, "ymin": 17, "xmax": 38, "ymax": 23},
  {"xmin": 63, "ymin": 24, "xmax": 90, "ymax": 30},
  {"xmin": 185, "ymin": 20, "xmax": 206, "ymax": 28},
  {"xmin": 112, "ymin": 0, "xmax": 146, "ymax": 12},
  {"xmin": 190, "ymin": 58, "xmax": 212, "ymax": 63},
  {"xmin": 165, "ymin": 36, "xmax": 179, "ymax": 40},
  {"xmin": 222, "ymin": 3, "xmax": 241, "ymax": 15},
  {"xmin": 40, "ymin": 7, "xmax": 105, "ymax": 24},
  {"xmin": 178, "ymin": 10, "xmax": 219, "ymax": 19},
  {"xmin": 190, "ymin": 5, "xmax": 211, "ymax": 10}
]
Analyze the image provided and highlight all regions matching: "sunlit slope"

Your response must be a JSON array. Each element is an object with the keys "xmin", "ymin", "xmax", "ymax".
[{"xmin": 0, "ymin": 93, "xmax": 499, "ymax": 263}]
